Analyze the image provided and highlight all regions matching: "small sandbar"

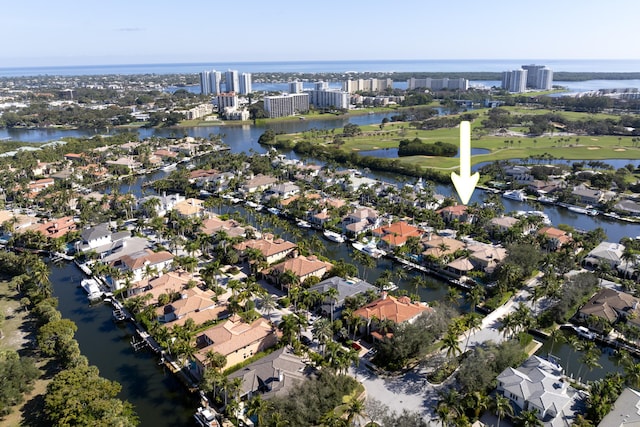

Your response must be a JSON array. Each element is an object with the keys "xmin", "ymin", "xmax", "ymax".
[
  {"xmin": 614, "ymin": 148, "xmax": 626, "ymax": 152},
  {"xmin": 591, "ymin": 138, "xmax": 599, "ymax": 141},
  {"xmin": 587, "ymin": 146, "xmax": 600, "ymax": 150}
]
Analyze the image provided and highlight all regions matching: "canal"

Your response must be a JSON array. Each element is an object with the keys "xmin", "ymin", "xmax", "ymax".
[
  {"xmin": 39, "ymin": 112, "xmax": 640, "ymax": 425},
  {"xmin": 51, "ymin": 262, "xmax": 199, "ymax": 427}
]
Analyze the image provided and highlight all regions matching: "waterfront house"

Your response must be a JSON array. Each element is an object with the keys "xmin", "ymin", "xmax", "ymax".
[
  {"xmin": 489, "ymin": 216, "xmax": 520, "ymax": 235},
  {"xmin": 572, "ymin": 185, "xmax": 604, "ymax": 205},
  {"xmin": 137, "ymin": 192, "xmax": 185, "ymax": 218},
  {"xmin": 342, "ymin": 206, "xmax": 380, "ymax": 236},
  {"xmin": 445, "ymin": 258, "xmax": 475, "ymax": 277},
  {"xmin": 201, "ymin": 215, "xmax": 247, "ymax": 240},
  {"xmin": 193, "ymin": 315, "xmax": 279, "ymax": 375},
  {"xmin": 129, "ymin": 270, "xmax": 194, "ymax": 300},
  {"xmin": 268, "ymin": 255, "xmax": 333, "ymax": 287},
  {"xmin": 110, "ymin": 248, "xmax": 174, "ymax": 286},
  {"xmin": 421, "ymin": 234, "xmax": 465, "ymax": 260},
  {"xmin": 240, "ymin": 174, "xmax": 278, "ymax": 194},
  {"xmin": 614, "ymin": 198, "xmax": 640, "ymax": 217},
  {"xmin": 353, "ymin": 293, "xmax": 431, "ymax": 337},
  {"xmin": 537, "ymin": 226, "xmax": 573, "ymax": 251},
  {"xmin": 172, "ymin": 198, "xmax": 205, "ymax": 218},
  {"xmin": 157, "ymin": 286, "xmax": 218, "ymax": 323},
  {"xmin": 227, "ymin": 347, "xmax": 310, "ymax": 400},
  {"xmin": 234, "ymin": 234, "xmax": 297, "ymax": 265},
  {"xmin": 0, "ymin": 210, "xmax": 36, "ymax": 232},
  {"xmin": 583, "ymin": 241, "xmax": 625, "ymax": 270},
  {"xmin": 437, "ymin": 205, "xmax": 472, "ymax": 224},
  {"xmin": 577, "ymin": 288, "xmax": 640, "ymax": 329},
  {"xmin": 27, "ymin": 178, "xmax": 55, "ymax": 196},
  {"xmin": 372, "ymin": 220, "xmax": 423, "ymax": 249},
  {"xmin": 25, "ymin": 216, "xmax": 76, "ymax": 239},
  {"xmin": 75, "ymin": 222, "xmax": 125, "ymax": 253},
  {"xmin": 265, "ymin": 182, "xmax": 300, "ymax": 200},
  {"xmin": 467, "ymin": 242, "xmax": 508, "ymax": 273},
  {"xmin": 308, "ymin": 276, "xmax": 377, "ymax": 319},
  {"xmin": 496, "ymin": 355, "xmax": 585, "ymax": 427},
  {"xmin": 598, "ymin": 388, "xmax": 640, "ymax": 427}
]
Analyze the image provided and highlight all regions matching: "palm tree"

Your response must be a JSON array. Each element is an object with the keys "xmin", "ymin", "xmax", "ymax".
[
  {"xmin": 467, "ymin": 391, "xmax": 490, "ymax": 420},
  {"xmin": 311, "ymin": 318, "xmax": 332, "ymax": 355},
  {"xmin": 323, "ymin": 286, "xmax": 340, "ymax": 323},
  {"xmin": 492, "ymin": 394, "xmax": 513, "ymax": 427},
  {"xmin": 258, "ymin": 293, "xmax": 277, "ymax": 321},
  {"xmin": 344, "ymin": 395, "xmax": 366, "ymax": 426},
  {"xmin": 441, "ymin": 331, "xmax": 462, "ymax": 360},
  {"xmin": 548, "ymin": 328, "xmax": 565, "ymax": 355},
  {"xmin": 246, "ymin": 395, "xmax": 271, "ymax": 427},
  {"xmin": 463, "ymin": 313, "xmax": 482, "ymax": 352},
  {"xmin": 515, "ymin": 409, "xmax": 542, "ymax": 427}
]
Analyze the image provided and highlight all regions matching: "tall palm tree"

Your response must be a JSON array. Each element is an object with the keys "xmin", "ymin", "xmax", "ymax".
[
  {"xmin": 259, "ymin": 293, "xmax": 277, "ymax": 321},
  {"xmin": 492, "ymin": 394, "xmax": 513, "ymax": 427},
  {"xmin": 344, "ymin": 395, "xmax": 366, "ymax": 426},
  {"xmin": 311, "ymin": 318, "xmax": 332, "ymax": 355},
  {"xmin": 441, "ymin": 331, "xmax": 462, "ymax": 361},
  {"xmin": 246, "ymin": 395, "xmax": 271, "ymax": 427},
  {"xmin": 515, "ymin": 409, "xmax": 542, "ymax": 427},
  {"xmin": 323, "ymin": 287, "xmax": 340, "ymax": 323},
  {"xmin": 463, "ymin": 313, "xmax": 482, "ymax": 352}
]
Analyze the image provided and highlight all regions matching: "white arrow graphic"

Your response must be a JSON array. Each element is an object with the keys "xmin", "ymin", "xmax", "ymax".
[{"xmin": 451, "ymin": 121, "xmax": 479, "ymax": 205}]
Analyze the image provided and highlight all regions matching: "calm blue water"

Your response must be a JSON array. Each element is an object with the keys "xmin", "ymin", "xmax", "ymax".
[{"xmin": 1, "ymin": 59, "xmax": 640, "ymax": 77}]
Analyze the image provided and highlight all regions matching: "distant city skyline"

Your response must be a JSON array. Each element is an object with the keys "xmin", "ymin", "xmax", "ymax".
[{"xmin": 2, "ymin": 0, "xmax": 639, "ymax": 68}]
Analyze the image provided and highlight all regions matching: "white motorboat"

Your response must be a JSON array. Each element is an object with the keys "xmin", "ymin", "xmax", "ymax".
[
  {"xmin": 81, "ymin": 278, "xmax": 103, "ymax": 301},
  {"xmin": 352, "ymin": 239, "xmax": 386, "ymax": 259},
  {"xmin": 194, "ymin": 406, "xmax": 220, "ymax": 427},
  {"xmin": 245, "ymin": 201, "xmax": 259, "ymax": 209},
  {"xmin": 296, "ymin": 219, "xmax": 312, "ymax": 228},
  {"xmin": 267, "ymin": 207, "xmax": 281, "ymax": 216},
  {"xmin": 568, "ymin": 206, "xmax": 599, "ymax": 216},
  {"xmin": 323, "ymin": 230, "xmax": 346, "ymax": 243},
  {"xmin": 502, "ymin": 189, "xmax": 526, "ymax": 202},
  {"xmin": 161, "ymin": 163, "xmax": 176, "ymax": 172},
  {"xmin": 537, "ymin": 195, "xmax": 557, "ymax": 204},
  {"xmin": 515, "ymin": 210, "xmax": 551, "ymax": 226}
]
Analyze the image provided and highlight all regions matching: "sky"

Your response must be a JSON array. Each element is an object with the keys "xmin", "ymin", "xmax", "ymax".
[{"xmin": 2, "ymin": 0, "xmax": 640, "ymax": 67}]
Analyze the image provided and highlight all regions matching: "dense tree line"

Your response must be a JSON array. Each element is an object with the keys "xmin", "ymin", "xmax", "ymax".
[
  {"xmin": 398, "ymin": 138, "xmax": 458, "ymax": 157},
  {"xmin": 267, "ymin": 371, "xmax": 358, "ymax": 426}
]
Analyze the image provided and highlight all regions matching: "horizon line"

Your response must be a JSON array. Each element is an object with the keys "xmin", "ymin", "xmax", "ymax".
[{"xmin": 1, "ymin": 58, "xmax": 638, "ymax": 71}]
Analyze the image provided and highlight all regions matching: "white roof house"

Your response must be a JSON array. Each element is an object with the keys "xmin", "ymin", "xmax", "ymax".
[{"xmin": 497, "ymin": 355, "xmax": 586, "ymax": 427}]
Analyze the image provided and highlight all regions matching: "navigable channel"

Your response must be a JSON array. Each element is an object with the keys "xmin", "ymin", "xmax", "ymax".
[{"xmin": 44, "ymin": 112, "xmax": 640, "ymax": 425}]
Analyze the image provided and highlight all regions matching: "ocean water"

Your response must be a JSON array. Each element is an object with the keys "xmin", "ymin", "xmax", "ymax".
[{"xmin": 1, "ymin": 59, "xmax": 639, "ymax": 77}]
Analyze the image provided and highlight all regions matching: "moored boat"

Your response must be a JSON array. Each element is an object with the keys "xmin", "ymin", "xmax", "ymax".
[
  {"xmin": 194, "ymin": 406, "xmax": 220, "ymax": 427},
  {"xmin": 296, "ymin": 219, "xmax": 311, "ymax": 228},
  {"xmin": 502, "ymin": 189, "xmax": 526, "ymax": 202},
  {"xmin": 323, "ymin": 230, "xmax": 346, "ymax": 243},
  {"xmin": 81, "ymin": 278, "xmax": 103, "ymax": 301},
  {"xmin": 352, "ymin": 239, "xmax": 386, "ymax": 259}
]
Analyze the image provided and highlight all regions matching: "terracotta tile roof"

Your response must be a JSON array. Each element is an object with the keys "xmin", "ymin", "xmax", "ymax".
[
  {"xmin": 234, "ymin": 236, "xmax": 296, "ymax": 258},
  {"xmin": 119, "ymin": 249, "xmax": 174, "ymax": 270},
  {"xmin": 353, "ymin": 294, "xmax": 431, "ymax": 324},
  {"xmin": 422, "ymin": 236, "xmax": 466, "ymax": 258},
  {"xmin": 25, "ymin": 216, "xmax": 76, "ymax": 238},
  {"xmin": 437, "ymin": 205, "xmax": 468, "ymax": 216},
  {"xmin": 270, "ymin": 255, "xmax": 333, "ymax": 279},
  {"xmin": 195, "ymin": 316, "xmax": 277, "ymax": 359},
  {"xmin": 538, "ymin": 226, "xmax": 572, "ymax": 245},
  {"xmin": 173, "ymin": 198, "xmax": 204, "ymax": 216},
  {"xmin": 158, "ymin": 287, "xmax": 217, "ymax": 318}
]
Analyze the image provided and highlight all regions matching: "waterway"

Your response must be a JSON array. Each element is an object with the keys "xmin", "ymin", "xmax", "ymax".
[
  {"xmin": 51, "ymin": 262, "xmax": 199, "ymax": 427},
  {"xmin": 41, "ymin": 111, "xmax": 640, "ymax": 425}
]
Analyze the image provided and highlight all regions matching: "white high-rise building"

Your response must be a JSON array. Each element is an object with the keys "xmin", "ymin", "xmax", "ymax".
[
  {"xmin": 263, "ymin": 93, "xmax": 310, "ymax": 118},
  {"xmin": 342, "ymin": 78, "xmax": 394, "ymax": 93},
  {"xmin": 314, "ymin": 81, "xmax": 329, "ymax": 91},
  {"xmin": 200, "ymin": 70, "xmax": 222, "ymax": 95},
  {"xmin": 522, "ymin": 64, "xmax": 553, "ymax": 90},
  {"xmin": 289, "ymin": 81, "xmax": 304, "ymax": 93},
  {"xmin": 239, "ymin": 73, "xmax": 252, "ymax": 95},
  {"xmin": 309, "ymin": 89, "xmax": 349, "ymax": 110},
  {"xmin": 200, "ymin": 71, "xmax": 211, "ymax": 95},
  {"xmin": 215, "ymin": 92, "xmax": 239, "ymax": 112},
  {"xmin": 225, "ymin": 70, "xmax": 239, "ymax": 93},
  {"xmin": 209, "ymin": 70, "xmax": 222, "ymax": 95},
  {"xmin": 406, "ymin": 77, "xmax": 469, "ymax": 91},
  {"xmin": 501, "ymin": 69, "xmax": 528, "ymax": 93}
]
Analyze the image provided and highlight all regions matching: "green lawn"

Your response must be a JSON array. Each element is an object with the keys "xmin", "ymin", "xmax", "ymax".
[{"xmin": 287, "ymin": 113, "xmax": 640, "ymax": 170}]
